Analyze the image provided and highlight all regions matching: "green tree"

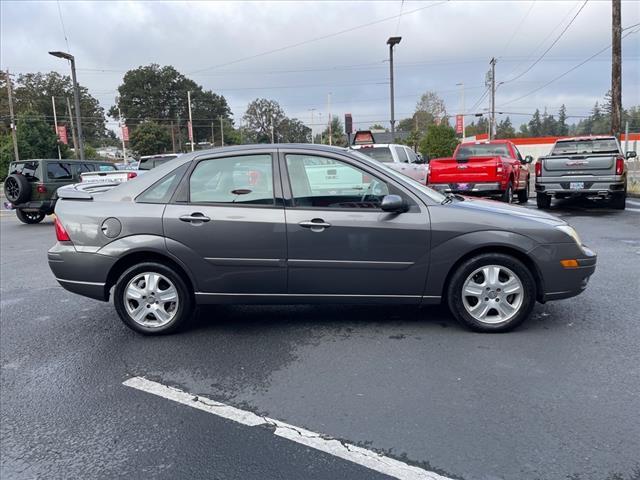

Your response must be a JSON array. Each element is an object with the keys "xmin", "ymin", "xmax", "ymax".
[
  {"xmin": 419, "ymin": 124, "xmax": 458, "ymax": 159},
  {"xmin": 280, "ymin": 118, "xmax": 311, "ymax": 143},
  {"xmin": 415, "ymin": 91, "xmax": 448, "ymax": 126},
  {"xmin": 369, "ymin": 123, "xmax": 387, "ymax": 131},
  {"xmin": 15, "ymin": 111, "xmax": 60, "ymax": 159},
  {"xmin": 11, "ymin": 72, "xmax": 107, "ymax": 144},
  {"xmin": 465, "ymin": 117, "xmax": 490, "ymax": 137},
  {"xmin": 243, "ymin": 98, "xmax": 286, "ymax": 143},
  {"xmin": 528, "ymin": 109, "xmax": 543, "ymax": 137},
  {"xmin": 110, "ymin": 64, "xmax": 231, "ymax": 147},
  {"xmin": 557, "ymin": 105, "xmax": 569, "ymax": 136},
  {"xmin": 541, "ymin": 109, "xmax": 558, "ymax": 135},
  {"xmin": 496, "ymin": 117, "xmax": 516, "ymax": 138},
  {"xmin": 129, "ymin": 122, "xmax": 172, "ymax": 156},
  {"xmin": 319, "ymin": 116, "xmax": 346, "ymax": 146}
]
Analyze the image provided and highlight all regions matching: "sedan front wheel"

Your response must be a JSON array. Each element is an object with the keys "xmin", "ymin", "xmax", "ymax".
[{"xmin": 446, "ymin": 253, "xmax": 536, "ymax": 332}]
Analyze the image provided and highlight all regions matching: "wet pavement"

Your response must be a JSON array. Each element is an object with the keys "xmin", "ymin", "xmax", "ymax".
[{"xmin": 1, "ymin": 198, "xmax": 639, "ymax": 480}]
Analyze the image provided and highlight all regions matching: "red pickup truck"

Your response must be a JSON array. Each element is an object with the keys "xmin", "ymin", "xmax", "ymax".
[{"xmin": 427, "ymin": 140, "xmax": 533, "ymax": 203}]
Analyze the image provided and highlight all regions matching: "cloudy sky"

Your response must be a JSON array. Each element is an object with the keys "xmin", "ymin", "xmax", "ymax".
[{"xmin": 1, "ymin": 0, "xmax": 639, "ymax": 135}]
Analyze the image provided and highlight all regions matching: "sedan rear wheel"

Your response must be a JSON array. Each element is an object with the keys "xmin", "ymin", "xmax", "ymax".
[
  {"xmin": 447, "ymin": 253, "xmax": 536, "ymax": 332},
  {"xmin": 114, "ymin": 262, "xmax": 193, "ymax": 334}
]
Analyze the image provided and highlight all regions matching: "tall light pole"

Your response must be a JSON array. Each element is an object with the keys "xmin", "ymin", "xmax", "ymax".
[
  {"xmin": 49, "ymin": 51, "xmax": 84, "ymax": 160},
  {"xmin": 187, "ymin": 90, "xmax": 194, "ymax": 151},
  {"xmin": 387, "ymin": 36, "xmax": 401, "ymax": 143},
  {"xmin": 456, "ymin": 82, "xmax": 465, "ymax": 139}
]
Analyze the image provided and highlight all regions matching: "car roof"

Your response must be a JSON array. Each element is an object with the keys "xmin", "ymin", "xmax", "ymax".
[{"xmin": 10, "ymin": 158, "xmax": 113, "ymax": 163}]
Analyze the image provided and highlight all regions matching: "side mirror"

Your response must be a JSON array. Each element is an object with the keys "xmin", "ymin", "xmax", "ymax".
[
  {"xmin": 412, "ymin": 157, "xmax": 425, "ymax": 165},
  {"xmin": 380, "ymin": 194, "xmax": 407, "ymax": 213},
  {"xmin": 523, "ymin": 155, "xmax": 534, "ymax": 164},
  {"xmin": 626, "ymin": 151, "xmax": 637, "ymax": 159}
]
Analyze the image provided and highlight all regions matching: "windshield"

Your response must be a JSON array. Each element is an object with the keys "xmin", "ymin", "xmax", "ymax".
[
  {"xmin": 349, "ymin": 150, "xmax": 446, "ymax": 203},
  {"xmin": 551, "ymin": 139, "xmax": 620, "ymax": 155},
  {"xmin": 456, "ymin": 144, "xmax": 510, "ymax": 159},
  {"xmin": 357, "ymin": 147, "xmax": 394, "ymax": 163}
]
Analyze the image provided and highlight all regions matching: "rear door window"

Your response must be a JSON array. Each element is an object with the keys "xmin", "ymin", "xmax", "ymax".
[
  {"xmin": 138, "ymin": 158, "xmax": 154, "ymax": 170},
  {"xmin": 358, "ymin": 147, "xmax": 394, "ymax": 163},
  {"xmin": 394, "ymin": 146, "xmax": 409, "ymax": 163},
  {"xmin": 76, "ymin": 163, "xmax": 95, "ymax": 173},
  {"xmin": 405, "ymin": 148, "xmax": 418, "ymax": 163},
  {"xmin": 47, "ymin": 162, "xmax": 73, "ymax": 180}
]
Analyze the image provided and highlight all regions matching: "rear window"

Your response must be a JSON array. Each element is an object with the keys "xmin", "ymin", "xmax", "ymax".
[
  {"xmin": 76, "ymin": 163, "xmax": 95, "ymax": 173},
  {"xmin": 456, "ymin": 144, "xmax": 510, "ymax": 159},
  {"xmin": 358, "ymin": 147, "xmax": 394, "ymax": 163},
  {"xmin": 9, "ymin": 161, "xmax": 39, "ymax": 181},
  {"xmin": 96, "ymin": 163, "xmax": 117, "ymax": 171},
  {"xmin": 47, "ymin": 162, "xmax": 73, "ymax": 180},
  {"xmin": 551, "ymin": 139, "xmax": 620, "ymax": 155}
]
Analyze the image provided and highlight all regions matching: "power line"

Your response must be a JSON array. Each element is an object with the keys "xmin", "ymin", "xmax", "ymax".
[
  {"xmin": 502, "ymin": 0, "xmax": 589, "ymax": 84},
  {"xmin": 500, "ymin": 26, "xmax": 639, "ymax": 107},
  {"xmin": 500, "ymin": 0, "xmax": 536, "ymax": 59},
  {"xmin": 56, "ymin": 0, "xmax": 71, "ymax": 54},
  {"xmin": 188, "ymin": 0, "xmax": 450, "ymax": 74}
]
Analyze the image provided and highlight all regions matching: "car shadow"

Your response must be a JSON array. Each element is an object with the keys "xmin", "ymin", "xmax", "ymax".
[{"xmin": 545, "ymin": 196, "xmax": 627, "ymax": 216}]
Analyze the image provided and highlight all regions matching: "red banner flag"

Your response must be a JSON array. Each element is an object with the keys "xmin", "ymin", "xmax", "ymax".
[
  {"xmin": 455, "ymin": 115, "xmax": 464, "ymax": 134},
  {"xmin": 187, "ymin": 121, "xmax": 194, "ymax": 141},
  {"xmin": 57, "ymin": 125, "xmax": 68, "ymax": 145},
  {"xmin": 121, "ymin": 125, "xmax": 129, "ymax": 142}
]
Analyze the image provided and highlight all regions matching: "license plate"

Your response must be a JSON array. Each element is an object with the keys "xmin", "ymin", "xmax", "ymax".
[
  {"xmin": 570, "ymin": 182, "xmax": 584, "ymax": 190},
  {"xmin": 456, "ymin": 183, "xmax": 469, "ymax": 190}
]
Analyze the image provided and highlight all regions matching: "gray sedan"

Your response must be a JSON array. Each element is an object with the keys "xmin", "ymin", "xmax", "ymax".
[{"xmin": 48, "ymin": 144, "xmax": 596, "ymax": 334}]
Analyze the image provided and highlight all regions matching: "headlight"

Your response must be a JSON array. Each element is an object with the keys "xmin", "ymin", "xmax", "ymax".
[{"xmin": 556, "ymin": 225, "xmax": 582, "ymax": 247}]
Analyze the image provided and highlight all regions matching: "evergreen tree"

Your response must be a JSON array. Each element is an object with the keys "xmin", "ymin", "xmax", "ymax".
[
  {"xmin": 541, "ymin": 108, "xmax": 558, "ymax": 136},
  {"xmin": 528, "ymin": 109, "xmax": 543, "ymax": 137},
  {"xmin": 557, "ymin": 105, "xmax": 569, "ymax": 136},
  {"xmin": 496, "ymin": 117, "xmax": 516, "ymax": 138}
]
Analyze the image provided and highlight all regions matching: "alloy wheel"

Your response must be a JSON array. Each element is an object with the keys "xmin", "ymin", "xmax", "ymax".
[
  {"xmin": 123, "ymin": 272, "xmax": 179, "ymax": 327},
  {"xmin": 461, "ymin": 265, "xmax": 524, "ymax": 324}
]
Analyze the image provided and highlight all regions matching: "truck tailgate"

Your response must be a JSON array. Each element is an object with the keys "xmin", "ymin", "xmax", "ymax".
[
  {"xmin": 542, "ymin": 154, "xmax": 615, "ymax": 176},
  {"xmin": 429, "ymin": 156, "xmax": 498, "ymax": 182}
]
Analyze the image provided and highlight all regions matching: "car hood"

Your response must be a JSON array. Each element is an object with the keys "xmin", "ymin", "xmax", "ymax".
[{"xmin": 452, "ymin": 197, "xmax": 566, "ymax": 227}]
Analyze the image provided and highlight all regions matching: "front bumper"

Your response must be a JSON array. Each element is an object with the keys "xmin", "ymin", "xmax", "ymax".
[
  {"xmin": 529, "ymin": 243, "xmax": 597, "ymax": 302},
  {"xmin": 429, "ymin": 182, "xmax": 502, "ymax": 194},
  {"xmin": 48, "ymin": 242, "xmax": 116, "ymax": 301}
]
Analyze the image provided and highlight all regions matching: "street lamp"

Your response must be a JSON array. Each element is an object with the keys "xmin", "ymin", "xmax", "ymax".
[
  {"xmin": 49, "ymin": 51, "xmax": 84, "ymax": 160},
  {"xmin": 387, "ymin": 36, "xmax": 401, "ymax": 142}
]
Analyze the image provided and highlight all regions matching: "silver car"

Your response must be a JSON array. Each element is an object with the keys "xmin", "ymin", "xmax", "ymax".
[{"xmin": 48, "ymin": 145, "xmax": 596, "ymax": 335}]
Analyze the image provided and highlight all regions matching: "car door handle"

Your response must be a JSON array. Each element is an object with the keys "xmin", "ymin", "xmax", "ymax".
[
  {"xmin": 179, "ymin": 213, "xmax": 211, "ymax": 223},
  {"xmin": 299, "ymin": 219, "xmax": 331, "ymax": 231}
]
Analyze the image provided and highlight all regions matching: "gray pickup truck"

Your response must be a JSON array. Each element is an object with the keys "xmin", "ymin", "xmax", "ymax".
[{"xmin": 535, "ymin": 136, "xmax": 636, "ymax": 210}]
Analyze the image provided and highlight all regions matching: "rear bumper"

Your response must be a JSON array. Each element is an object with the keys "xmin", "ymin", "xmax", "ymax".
[
  {"xmin": 535, "ymin": 175, "xmax": 626, "ymax": 197},
  {"xmin": 529, "ymin": 243, "xmax": 597, "ymax": 303},
  {"xmin": 48, "ymin": 243, "xmax": 115, "ymax": 301},
  {"xmin": 429, "ymin": 182, "xmax": 502, "ymax": 194},
  {"xmin": 10, "ymin": 200, "xmax": 56, "ymax": 213}
]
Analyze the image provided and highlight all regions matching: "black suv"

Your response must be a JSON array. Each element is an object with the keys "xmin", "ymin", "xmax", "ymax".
[{"xmin": 3, "ymin": 159, "xmax": 117, "ymax": 224}]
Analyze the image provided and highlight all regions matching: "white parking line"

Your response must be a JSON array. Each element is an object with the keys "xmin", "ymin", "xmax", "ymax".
[
  {"xmin": 626, "ymin": 199, "xmax": 640, "ymax": 206},
  {"xmin": 627, "ymin": 207, "xmax": 640, "ymax": 213},
  {"xmin": 123, "ymin": 377, "xmax": 452, "ymax": 480}
]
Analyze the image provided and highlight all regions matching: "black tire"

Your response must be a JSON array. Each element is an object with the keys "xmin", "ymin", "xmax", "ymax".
[
  {"xmin": 113, "ymin": 262, "xmax": 194, "ymax": 335},
  {"xmin": 610, "ymin": 191, "xmax": 626, "ymax": 210},
  {"xmin": 536, "ymin": 192, "xmax": 551, "ymax": 209},
  {"xmin": 446, "ymin": 253, "xmax": 536, "ymax": 333},
  {"xmin": 15, "ymin": 209, "xmax": 45, "ymax": 224},
  {"xmin": 4, "ymin": 174, "xmax": 31, "ymax": 204},
  {"xmin": 517, "ymin": 178, "xmax": 530, "ymax": 203},
  {"xmin": 500, "ymin": 181, "xmax": 513, "ymax": 203}
]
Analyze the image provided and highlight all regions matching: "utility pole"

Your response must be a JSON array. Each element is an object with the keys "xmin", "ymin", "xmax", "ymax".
[
  {"xmin": 387, "ymin": 36, "xmax": 401, "ymax": 142},
  {"xmin": 210, "ymin": 122, "xmax": 215, "ymax": 146},
  {"xmin": 327, "ymin": 92, "xmax": 332, "ymax": 146},
  {"xmin": 5, "ymin": 70, "xmax": 19, "ymax": 161},
  {"xmin": 66, "ymin": 97, "xmax": 79, "ymax": 158},
  {"xmin": 220, "ymin": 116, "xmax": 224, "ymax": 146},
  {"xmin": 456, "ymin": 82, "xmax": 466, "ymax": 139},
  {"xmin": 170, "ymin": 121, "xmax": 176, "ymax": 153},
  {"xmin": 611, "ymin": 0, "xmax": 622, "ymax": 138},
  {"xmin": 52, "ymin": 96, "xmax": 62, "ymax": 160},
  {"xmin": 187, "ymin": 91, "xmax": 194, "ymax": 151},
  {"xmin": 270, "ymin": 116, "xmax": 275, "ymax": 144},
  {"xmin": 309, "ymin": 108, "xmax": 316, "ymax": 143},
  {"xmin": 118, "ymin": 106, "xmax": 127, "ymax": 163},
  {"xmin": 489, "ymin": 57, "xmax": 497, "ymax": 140}
]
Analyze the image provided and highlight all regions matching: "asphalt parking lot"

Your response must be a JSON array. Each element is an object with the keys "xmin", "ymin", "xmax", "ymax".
[{"xmin": 1, "ymin": 198, "xmax": 639, "ymax": 480}]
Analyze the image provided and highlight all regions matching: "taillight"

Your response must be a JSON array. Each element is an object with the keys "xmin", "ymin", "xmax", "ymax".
[
  {"xmin": 127, "ymin": 171, "xmax": 138, "ymax": 180},
  {"xmin": 37, "ymin": 184, "xmax": 47, "ymax": 193},
  {"xmin": 615, "ymin": 156, "xmax": 624, "ymax": 175},
  {"xmin": 54, "ymin": 217, "xmax": 71, "ymax": 242},
  {"xmin": 535, "ymin": 160, "xmax": 542, "ymax": 177}
]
